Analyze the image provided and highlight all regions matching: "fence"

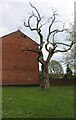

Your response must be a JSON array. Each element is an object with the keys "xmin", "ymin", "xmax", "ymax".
[{"xmin": 49, "ymin": 79, "xmax": 75, "ymax": 86}]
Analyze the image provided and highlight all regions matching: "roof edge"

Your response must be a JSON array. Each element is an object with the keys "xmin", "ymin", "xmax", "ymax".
[{"xmin": 0, "ymin": 29, "xmax": 39, "ymax": 45}]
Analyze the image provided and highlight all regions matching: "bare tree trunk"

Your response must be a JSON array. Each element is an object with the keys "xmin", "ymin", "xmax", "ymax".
[{"xmin": 41, "ymin": 64, "xmax": 50, "ymax": 90}]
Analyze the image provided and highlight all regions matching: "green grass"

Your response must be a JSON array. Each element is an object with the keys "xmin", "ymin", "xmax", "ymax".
[
  {"xmin": 0, "ymin": 87, "xmax": 2, "ymax": 119},
  {"xmin": 2, "ymin": 86, "xmax": 74, "ymax": 118}
]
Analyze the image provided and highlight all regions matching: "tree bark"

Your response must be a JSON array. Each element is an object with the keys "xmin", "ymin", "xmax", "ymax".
[{"xmin": 41, "ymin": 63, "xmax": 50, "ymax": 90}]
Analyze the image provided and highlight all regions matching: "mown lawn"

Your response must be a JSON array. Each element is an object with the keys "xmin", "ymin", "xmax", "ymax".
[
  {"xmin": 2, "ymin": 86, "xmax": 74, "ymax": 118},
  {"xmin": 0, "ymin": 87, "xmax": 2, "ymax": 119}
]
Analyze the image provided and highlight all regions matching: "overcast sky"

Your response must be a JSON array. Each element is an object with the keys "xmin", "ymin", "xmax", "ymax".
[
  {"xmin": 0, "ymin": 0, "xmax": 76, "ymax": 64},
  {"xmin": 0, "ymin": 0, "xmax": 75, "ymax": 36}
]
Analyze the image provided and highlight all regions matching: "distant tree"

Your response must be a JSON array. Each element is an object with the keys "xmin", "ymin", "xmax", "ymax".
[
  {"xmin": 64, "ymin": 64, "xmax": 73, "ymax": 79},
  {"xmin": 66, "ymin": 64, "xmax": 72, "ymax": 75},
  {"xmin": 48, "ymin": 60, "xmax": 64, "ymax": 74},
  {"xmin": 62, "ymin": 24, "xmax": 75, "ymax": 70}
]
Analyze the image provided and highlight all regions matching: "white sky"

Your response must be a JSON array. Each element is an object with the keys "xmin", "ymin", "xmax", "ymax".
[
  {"xmin": 0, "ymin": 0, "xmax": 76, "ymax": 67},
  {"xmin": 0, "ymin": 0, "xmax": 75, "ymax": 36}
]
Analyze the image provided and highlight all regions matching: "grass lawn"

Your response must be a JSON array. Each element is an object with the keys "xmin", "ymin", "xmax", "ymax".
[
  {"xmin": 0, "ymin": 87, "xmax": 2, "ymax": 119},
  {"xmin": 2, "ymin": 86, "xmax": 74, "ymax": 118}
]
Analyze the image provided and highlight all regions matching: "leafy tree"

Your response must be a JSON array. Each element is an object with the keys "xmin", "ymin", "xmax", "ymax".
[
  {"xmin": 64, "ymin": 64, "xmax": 73, "ymax": 79},
  {"xmin": 48, "ymin": 60, "xmax": 64, "ymax": 74},
  {"xmin": 66, "ymin": 64, "xmax": 72, "ymax": 75},
  {"xmin": 62, "ymin": 24, "xmax": 76, "ymax": 73},
  {"xmin": 20, "ymin": 3, "xmax": 76, "ymax": 90}
]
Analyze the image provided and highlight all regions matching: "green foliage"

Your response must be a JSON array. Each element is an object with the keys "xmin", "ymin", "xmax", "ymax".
[
  {"xmin": 64, "ymin": 64, "xmax": 74, "ymax": 79},
  {"xmin": 62, "ymin": 24, "xmax": 75, "ymax": 70},
  {"xmin": 63, "ymin": 74, "xmax": 75, "ymax": 80},
  {"xmin": 39, "ymin": 71, "xmax": 74, "ymax": 80},
  {"xmin": 66, "ymin": 64, "xmax": 73, "ymax": 75},
  {"xmin": 2, "ymin": 86, "xmax": 74, "ymax": 118},
  {"xmin": 49, "ymin": 73, "xmax": 64, "ymax": 79},
  {"xmin": 48, "ymin": 60, "xmax": 64, "ymax": 74}
]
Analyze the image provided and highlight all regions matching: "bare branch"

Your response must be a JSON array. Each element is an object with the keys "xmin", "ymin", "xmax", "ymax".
[
  {"xmin": 37, "ymin": 50, "xmax": 45, "ymax": 64},
  {"xmin": 49, "ymin": 10, "xmax": 57, "ymax": 31},
  {"xmin": 24, "ymin": 17, "xmax": 37, "ymax": 31},
  {"xmin": 29, "ymin": 3, "xmax": 44, "ymax": 48},
  {"xmin": 38, "ymin": 41, "xmax": 45, "ymax": 50},
  {"xmin": 50, "ymin": 23, "xmax": 66, "ymax": 34},
  {"xmin": 29, "ymin": 2, "xmax": 41, "ymax": 20},
  {"xmin": 29, "ymin": 2, "xmax": 42, "ymax": 30},
  {"xmin": 47, "ymin": 10, "xmax": 58, "ymax": 42},
  {"xmin": 55, "ymin": 42, "xmax": 70, "ymax": 47},
  {"xmin": 47, "ymin": 20, "xmax": 66, "ymax": 42},
  {"xmin": 24, "ymin": 3, "xmax": 44, "ymax": 50},
  {"xmin": 45, "ymin": 42, "xmax": 50, "ymax": 52},
  {"xmin": 32, "ymin": 11, "xmax": 38, "ymax": 20},
  {"xmin": 45, "ymin": 42, "xmax": 56, "ymax": 64},
  {"xmin": 24, "ymin": 49, "xmax": 38, "ymax": 53},
  {"xmin": 54, "ymin": 41, "xmax": 76, "ymax": 53},
  {"xmin": 20, "ymin": 47, "xmax": 45, "ymax": 65},
  {"xmin": 46, "ymin": 49, "xmax": 54, "ymax": 64},
  {"xmin": 39, "ymin": 22, "xmax": 47, "ymax": 29},
  {"xmin": 51, "ymin": 32, "xmax": 56, "ymax": 44}
]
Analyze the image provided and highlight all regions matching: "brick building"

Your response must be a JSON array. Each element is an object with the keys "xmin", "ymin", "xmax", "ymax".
[{"xmin": 0, "ymin": 30, "xmax": 39, "ymax": 85}]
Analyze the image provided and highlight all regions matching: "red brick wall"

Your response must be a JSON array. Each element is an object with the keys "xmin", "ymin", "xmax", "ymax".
[{"xmin": 1, "ymin": 30, "xmax": 39, "ymax": 85}]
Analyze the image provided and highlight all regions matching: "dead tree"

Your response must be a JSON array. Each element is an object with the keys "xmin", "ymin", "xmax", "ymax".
[{"xmin": 22, "ymin": 3, "xmax": 75, "ymax": 90}]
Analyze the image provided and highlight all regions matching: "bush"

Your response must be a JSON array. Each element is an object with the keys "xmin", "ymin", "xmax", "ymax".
[
  {"xmin": 64, "ymin": 74, "xmax": 75, "ymax": 80},
  {"xmin": 39, "ymin": 71, "xmax": 75, "ymax": 80},
  {"xmin": 49, "ymin": 74, "xmax": 64, "ymax": 79}
]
